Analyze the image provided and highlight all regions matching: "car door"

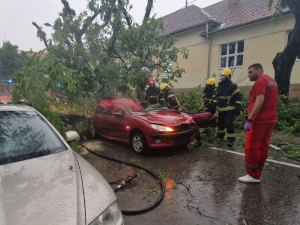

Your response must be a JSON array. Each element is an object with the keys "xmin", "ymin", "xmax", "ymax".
[
  {"xmin": 106, "ymin": 109, "xmax": 127, "ymax": 141},
  {"xmin": 94, "ymin": 105, "xmax": 115, "ymax": 138}
]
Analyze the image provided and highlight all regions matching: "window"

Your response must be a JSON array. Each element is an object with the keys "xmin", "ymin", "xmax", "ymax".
[
  {"xmin": 95, "ymin": 105, "xmax": 112, "ymax": 115},
  {"xmin": 287, "ymin": 31, "xmax": 300, "ymax": 60},
  {"xmin": 162, "ymin": 57, "xmax": 173, "ymax": 77},
  {"xmin": 220, "ymin": 41, "xmax": 244, "ymax": 68}
]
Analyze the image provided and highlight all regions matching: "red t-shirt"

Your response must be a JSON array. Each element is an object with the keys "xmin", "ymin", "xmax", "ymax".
[{"xmin": 248, "ymin": 75, "xmax": 278, "ymax": 123}]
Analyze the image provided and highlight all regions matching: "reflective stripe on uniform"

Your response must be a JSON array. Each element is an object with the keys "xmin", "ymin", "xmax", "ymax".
[
  {"xmin": 231, "ymin": 89, "xmax": 240, "ymax": 96},
  {"xmin": 246, "ymin": 164, "xmax": 258, "ymax": 169},
  {"xmin": 216, "ymin": 106, "xmax": 235, "ymax": 111},
  {"xmin": 267, "ymin": 81, "xmax": 278, "ymax": 87},
  {"xmin": 218, "ymin": 96, "xmax": 231, "ymax": 99},
  {"xmin": 227, "ymin": 133, "xmax": 235, "ymax": 137}
]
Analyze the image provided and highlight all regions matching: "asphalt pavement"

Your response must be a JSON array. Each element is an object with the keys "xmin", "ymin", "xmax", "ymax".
[{"xmin": 80, "ymin": 138, "xmax": 300, "ymax": 225}]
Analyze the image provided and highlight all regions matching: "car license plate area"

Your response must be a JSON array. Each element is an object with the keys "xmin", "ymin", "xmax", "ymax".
[{"xmin": 175, "ymin": 138, "xmax": 190, "ymax": 146}]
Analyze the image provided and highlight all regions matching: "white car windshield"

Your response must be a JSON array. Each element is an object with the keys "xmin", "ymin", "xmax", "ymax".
[{"xmin": 0, "ymin": 111, "xmax": 66, "ymax": 165}]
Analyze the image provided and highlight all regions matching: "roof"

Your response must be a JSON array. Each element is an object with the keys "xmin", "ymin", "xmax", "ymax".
[
  {"xmin": 162, "ymin": 0, "xmax": 290, "ymax": 36},
  {"xmin": 161, "ymin": 5, "xmax": 218, "ymax": 35}
]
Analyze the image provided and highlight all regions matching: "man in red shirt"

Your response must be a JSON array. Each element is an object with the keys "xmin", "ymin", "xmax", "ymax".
[{"xmin": 238, "ymin": 63, "xmax": 278, "ymax": 183}]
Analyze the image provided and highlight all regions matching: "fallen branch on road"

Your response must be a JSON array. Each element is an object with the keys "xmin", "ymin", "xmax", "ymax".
[
  {"xmin": 177, "ymin": 182, "xmax": 196, "ymax": 199},
  {"xmin": 188, "ymin": 204, "xmax": 220, "ymax": 221}
]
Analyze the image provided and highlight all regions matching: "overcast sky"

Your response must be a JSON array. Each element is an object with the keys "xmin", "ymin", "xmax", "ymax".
[{"xmin": 0, "ymin": 0, "xmax": 222, "ymax": 51}]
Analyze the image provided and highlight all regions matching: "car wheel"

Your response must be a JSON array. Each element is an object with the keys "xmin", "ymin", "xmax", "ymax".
[{"xmin": 131, "ymin": 132, "xmax": 147, "ymax": 154}]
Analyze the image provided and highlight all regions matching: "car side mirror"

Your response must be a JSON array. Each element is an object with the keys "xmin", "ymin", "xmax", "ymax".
[{"xmin": 65, "ymin": 131, "xmax": 80, "ymax": 143}]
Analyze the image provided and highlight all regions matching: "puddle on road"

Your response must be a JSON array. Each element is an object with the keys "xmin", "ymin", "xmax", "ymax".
[{"xmin": 80, "ymin": 140, "xmax": 300, "ymax": 225}]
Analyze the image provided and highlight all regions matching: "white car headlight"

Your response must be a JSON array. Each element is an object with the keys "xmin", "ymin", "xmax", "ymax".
[
  {"xmin": 150, "ymin": 124, "xmax": 174, "ymax": 132},
  {"xmin": 89, "ymin": 201, "xmax": 124, "ymax": 225}
]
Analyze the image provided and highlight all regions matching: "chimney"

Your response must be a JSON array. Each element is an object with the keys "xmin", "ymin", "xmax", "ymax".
[{"xmin": 228, "ymin": 0, "xmax": 240, "ymax": 6}]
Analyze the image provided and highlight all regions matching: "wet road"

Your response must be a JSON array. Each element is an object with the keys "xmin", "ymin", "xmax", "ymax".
[{"xmin": 80, "ymin": 139, "xmax": 300, "ymax": 225}]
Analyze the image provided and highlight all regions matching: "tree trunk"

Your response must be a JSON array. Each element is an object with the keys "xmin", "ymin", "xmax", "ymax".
[{"xmin": 273, "ymin": 0, "xmax": 300, "ymax": 97}]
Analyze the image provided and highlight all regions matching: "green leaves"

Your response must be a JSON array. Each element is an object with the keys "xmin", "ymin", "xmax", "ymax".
[{"xmin": 0, "ymin": 41, "xmax": 27, "ymax": 80}]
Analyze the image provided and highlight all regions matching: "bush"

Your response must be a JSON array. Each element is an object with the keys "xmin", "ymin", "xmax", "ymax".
[
  {"xmin": 276, "ymin": 95, "xmax": 300, "ymax": 134},
  {"xmin": 177, "ymin": 86, "xmax": 204, "ymax": 112}
]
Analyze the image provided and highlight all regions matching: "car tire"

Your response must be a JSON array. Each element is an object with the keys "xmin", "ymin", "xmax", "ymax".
[{"xmin": 131, "ymin": 132, "xmax": 148, "ymax": 154}]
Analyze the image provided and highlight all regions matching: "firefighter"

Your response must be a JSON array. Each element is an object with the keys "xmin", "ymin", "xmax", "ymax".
[
  {"xmin": 203, "ymin": 78, "xmax": 217, "ymax": 114},
  {"xmin": 160, "ymin": 83, "xmax": 181, "ymax": 110},
  {"xmin": 144, "ymin": 78, "xmax": 164, "ymax": 108},
  {"xmin": 215, "ymin": 68, "xmax": 243, "ymax": 147}
]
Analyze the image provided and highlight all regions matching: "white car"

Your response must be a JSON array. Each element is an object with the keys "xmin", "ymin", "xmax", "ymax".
[{"xmin": 0, "ymin": 105, "xmax": 124, "ymax": 225}]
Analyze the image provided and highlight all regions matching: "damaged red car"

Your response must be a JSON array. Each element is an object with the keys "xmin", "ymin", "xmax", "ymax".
[{"xmin": 93, "ymin": 98, "xmax": 198, "ymax": 154}]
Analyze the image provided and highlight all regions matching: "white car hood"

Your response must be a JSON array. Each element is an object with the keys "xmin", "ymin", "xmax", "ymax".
[
  {"xmin": 72, "ymin": 152, "xmax": 117, "ymax": 224},
  {"xmin": 0, "ymin": 150, "xmax": 79, "ymax": 225}
]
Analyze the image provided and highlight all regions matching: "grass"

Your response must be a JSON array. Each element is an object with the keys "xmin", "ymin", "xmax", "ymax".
[
  {"xmin": 157, "ymin": 170, "xmax": 167, "ymax": 181},
  {"xmin": 131, "ymin": 158, "xmax": 141, "ymax": 164}
]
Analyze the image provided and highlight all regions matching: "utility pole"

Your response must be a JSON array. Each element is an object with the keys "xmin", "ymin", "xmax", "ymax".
[{"xmin": 186, "ymin": 0, "xmax": 188, "ymax": 7}]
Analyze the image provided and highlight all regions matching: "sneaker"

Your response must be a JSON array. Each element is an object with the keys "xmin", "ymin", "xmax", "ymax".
[{"xmin": 238, "ymin": 175, "xmax": 260, "ymax": 183}]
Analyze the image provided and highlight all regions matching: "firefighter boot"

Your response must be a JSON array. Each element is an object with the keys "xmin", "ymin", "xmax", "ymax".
[
  {"xmin": 227, "ymin": 136, "xmax": 235, "ymax": 148},
  {"xmin": 227, "ymin": 141, "xmax": 234, "ymax": 148}
]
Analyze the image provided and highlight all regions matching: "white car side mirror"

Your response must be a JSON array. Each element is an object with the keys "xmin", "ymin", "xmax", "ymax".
[{"xmin": 65, "ymin": 131, "xmax": 80, "ymax": 143}]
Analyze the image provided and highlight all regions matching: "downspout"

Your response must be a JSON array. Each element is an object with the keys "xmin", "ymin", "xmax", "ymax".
[{"xmin": 206, "ymin": 22, "xmax": 212, "ymax": 79}]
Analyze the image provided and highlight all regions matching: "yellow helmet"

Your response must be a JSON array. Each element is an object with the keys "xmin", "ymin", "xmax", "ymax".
[
  {"xmin": 206, "ymin": 78, "xmax": 216, "ymax": 86},
  {"xmin": 220, "ymin": 68, "xmax": 232, "ymax": 79},
  {"xmin": 160, "ymin": 83, "xmax": 169, "ymax": 91}
]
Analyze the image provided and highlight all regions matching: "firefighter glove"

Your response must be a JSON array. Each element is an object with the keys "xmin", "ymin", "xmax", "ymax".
[{"xmin": 244, "ymin": 120, "xmax": 252, "ymax": 131}]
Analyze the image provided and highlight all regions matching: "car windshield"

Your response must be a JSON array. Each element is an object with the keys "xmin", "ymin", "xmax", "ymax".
[
  {"xmin": 0, "ymin": 111, "xmax": 66, "ymax": 165},
  {"xmin": 144, "ymin": 106, "xmax": 170, "ymax": 112}
]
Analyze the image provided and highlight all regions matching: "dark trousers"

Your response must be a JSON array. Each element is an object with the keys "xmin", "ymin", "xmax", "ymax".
[{"xmin": 217, "ymin": 110, "xmax": 235, "ymax": 142}]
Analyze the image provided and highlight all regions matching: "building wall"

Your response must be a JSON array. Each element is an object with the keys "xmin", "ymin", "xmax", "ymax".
[
  {"xmin": 171, "ymin": 14, "xmax": 300, "ymax": 97},
  {"xmin": 167, "ymin": 27, "xmax": 209, "ymax": 89}
]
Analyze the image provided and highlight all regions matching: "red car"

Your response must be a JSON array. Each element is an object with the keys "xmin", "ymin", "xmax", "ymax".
[{"xmin": 93, "ymin": 98, "xmax": 198, "ymax": 154}]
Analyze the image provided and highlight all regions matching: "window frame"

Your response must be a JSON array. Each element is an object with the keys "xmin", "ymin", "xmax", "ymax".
[
  {"xmin": 162, "ymin": 56, "xmax": 173, "ymax": 78},
  {"xmin": 219, "ymin": 41, "xmax": 244, "ymax": 69}
]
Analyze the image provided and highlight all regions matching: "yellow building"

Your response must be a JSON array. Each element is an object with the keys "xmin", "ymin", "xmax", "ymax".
[{"xmin": 161, "ymin": 0, "xmax": 300, "ymax": 97}]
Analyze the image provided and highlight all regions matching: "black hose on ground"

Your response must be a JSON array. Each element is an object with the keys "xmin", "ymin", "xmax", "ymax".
[{"xmin": 79, "ymin": 144, "xmax": 166, "ymax": 215}]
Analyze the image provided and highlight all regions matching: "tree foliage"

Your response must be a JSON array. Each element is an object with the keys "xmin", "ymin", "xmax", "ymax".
[
  {"xmin": 11, "ymin": 54, "xmax": 68, "ymax": 134},
  {"xmin": 0, "ymin": 41, "xmax": 27, "ymax": 80},
  {"xmin": 269, "ymin": 0, "xmax": 300, "ymax": 97},
  {"xmin": 30, "ymin": 0, "xmax": 188, "ymax": 101}
]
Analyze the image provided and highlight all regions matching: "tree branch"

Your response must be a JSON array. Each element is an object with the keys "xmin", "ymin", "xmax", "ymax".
[
  {"xmin": 118, "ymin": 0, "xmax": 132, "ymax": 27},
  {"xmin": 143, "ymin": 0, "xmax": 153, "ymax": 24},
  {"xmin": 32, "ymin": 22, "xmax": 49, "ymax": 49}
]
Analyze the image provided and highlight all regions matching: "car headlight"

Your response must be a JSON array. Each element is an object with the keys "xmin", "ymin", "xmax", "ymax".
[
  {"xmin": 89, "ymin": 201, "xmax": 124, "ymax": 225},
  {"xmin": 150, "ymin": 124, "xmax": 174, "ymax": 132}
]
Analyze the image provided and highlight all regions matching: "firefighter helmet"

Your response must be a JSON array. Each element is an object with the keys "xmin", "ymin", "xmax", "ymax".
[
  {"xmin": 220, "ymin": 68, "xmax": 232, "ymax": 79},
  {"xmin": 147, "ymin": 77, "xmax": 155, "ymax": 85},
  {"xmin": 160, "ymin": 83, "xmax": 169, "ymax": 91},
  {"xmin": 206, "ymin": 78, "xmax": 216, "ymax": 86}
]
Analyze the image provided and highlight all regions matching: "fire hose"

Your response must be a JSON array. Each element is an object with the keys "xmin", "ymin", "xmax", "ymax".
[
  {"xmin": 110, "ymin": 173, "xmax": 138, "ymax": 192},
  {"xmin": 79, "ymin": 144, "xmax": 166, "ymax": 215}
]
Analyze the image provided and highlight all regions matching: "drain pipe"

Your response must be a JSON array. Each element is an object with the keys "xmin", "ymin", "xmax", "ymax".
[{"xmin": 206, "ymin": 22, "xmax": 212, "ymax": 79}]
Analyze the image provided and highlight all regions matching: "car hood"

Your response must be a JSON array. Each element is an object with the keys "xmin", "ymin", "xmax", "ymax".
[
  {"xmin": 0, "ymin": 150, "xmax": 79, "ymax": 225},
  {"xmin": 137, "ymin": 110, "xmax": 194, "ymax": 125}
]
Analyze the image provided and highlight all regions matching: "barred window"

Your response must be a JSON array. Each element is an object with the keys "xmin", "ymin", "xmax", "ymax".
[
  {"xmin": 162, "ymin": 57, "xmax": 172, "ymax": 77},
  {"xmin": 220, "ymin": 41, "xmax": 244, "ymax": 68}
]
